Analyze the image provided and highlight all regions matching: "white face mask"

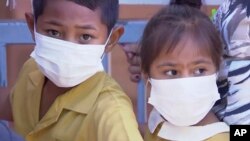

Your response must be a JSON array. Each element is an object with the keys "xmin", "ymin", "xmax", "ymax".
[
  {"xmin": 148, "ymin": 74, "xmax": 220, "ymax": 126},
  {"xmin": 30, "ymin": 31, "xmax": 111, "ymax": 87}
]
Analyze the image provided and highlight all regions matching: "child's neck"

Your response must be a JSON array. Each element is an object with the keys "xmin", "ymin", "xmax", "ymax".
[
  {"xmin": 39, "ymin": 78, "xmax": 71, "ymax": 120},
  {"xmin": 194, "ymin": 111, "xmax": 220, "ymax": 126}
]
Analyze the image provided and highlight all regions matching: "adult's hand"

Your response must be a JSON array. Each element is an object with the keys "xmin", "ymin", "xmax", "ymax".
[{"xmin": 120, "ymin": 44, "xmax": 142, "ymax": 83}]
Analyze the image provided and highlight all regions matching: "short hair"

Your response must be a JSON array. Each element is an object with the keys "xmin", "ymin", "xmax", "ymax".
[
  {"xmin": 170, "ymin": 0, "xmax": 202, "ymax": 9},
  {"xmin": 140, "ymin": 5, "xmax": 223, "ymax": 74},
  {"xmin": 32, "ymin": 0, "xmax": 119, "ymax": 33}
]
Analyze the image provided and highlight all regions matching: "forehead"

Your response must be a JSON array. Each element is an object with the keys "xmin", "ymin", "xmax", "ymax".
[
  {"xmin": 37, "ymin": 0, "xmax": 106, "ymax": 29},
  {"xmin": 158, "ymin": 35, "xmax": 212, "ymax": 62}
]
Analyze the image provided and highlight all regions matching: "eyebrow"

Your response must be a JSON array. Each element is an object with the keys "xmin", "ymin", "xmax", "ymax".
[
  {"xmin": 157, "ymin": 59, "xmax": 213, "ymax": 68},
  {"xmin": 192, "ymin": 59, "xmax": 213, "ymax": 65},
  {"xmin": 75, "ymin": 24, "xmax": 97, "ymax": 30},
  {"xmin": 44, "ymin": 20, "xmax": 97, "ymax": 30},
  {"xmin": 157, "ymin": 62, "xmax": 177, "ymax": 68},
  {"xmin": 44, "ymin": 20, "xmax": 63, "ymax": 26}
]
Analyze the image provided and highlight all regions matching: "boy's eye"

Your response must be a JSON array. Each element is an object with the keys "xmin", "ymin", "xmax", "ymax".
[
  {"xmin": 193, "ymin": 68, "xmax": 206, "ymax": 76},
  {"xmin": 80, "ymin": 34, "xmax": 92, "ymax": 42},
  {"xmin": 164, "ymin": 70, "xmax": 178, "ymax": 76},
  {"xmin": 47, "ymin": 29, "xmax": 61, "ymax": 38}
]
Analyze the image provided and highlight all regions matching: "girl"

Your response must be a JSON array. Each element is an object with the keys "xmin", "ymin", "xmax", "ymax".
[
  {"xmin": 122, "ymin": 0, "xmax": 202, "ymax": 83},
  {"xmin": 140, "ymin": 5, "xmax": 229, "ymax": 141}
]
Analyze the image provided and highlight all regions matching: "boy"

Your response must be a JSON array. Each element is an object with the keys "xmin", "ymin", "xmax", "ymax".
[{"xmin": 0, "ymin": 0, "xmax": 143, "ymax": 141}]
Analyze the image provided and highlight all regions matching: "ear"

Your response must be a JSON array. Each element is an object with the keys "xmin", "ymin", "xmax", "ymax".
[
  {"xmin": 105, "ymin": 26, "xmax": 124, "ymax": 53},
  {"xmin": 142, "ymin": 72, "xmax": 151, "ymax": 98},
  {"xmin": 25, "ymin": 12, "xmax": 35, "ymax": 40},
  {"xmin": 142, "ymin": 72, "xmax": 149, "ymax": 82}
]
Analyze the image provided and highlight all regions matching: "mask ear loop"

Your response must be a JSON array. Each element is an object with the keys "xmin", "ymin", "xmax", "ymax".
[
  {"xmin": 145, "ymin": 78, "xmax": 150, "ymax": 95},
  {"xmin": 101, "ymin": 29, "xmax": 114, "ymax": 60},
  {"xmin": 6, "ymin": 0, "xmax": 16, "ymax": 10},
  {"xmin": 145, "ymin": 78, "xmax": 151, "ymax": 104},
  {"xmin": 100, "ymin": 29, "xmax": 114, "ymax": 74},
  {"xmin": 100, "ymin": 53, "xmax": 105, "ymax": 60},
  {"xmin": 31, "ymin": 0, "xmax": 34, "ymax": 13}
]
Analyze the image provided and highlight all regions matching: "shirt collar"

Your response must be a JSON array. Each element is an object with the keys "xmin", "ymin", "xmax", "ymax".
[
  {"xmin": 148, "ymin": 108, "xmax": 165, "ymax": 133},
  {"xmin": 148, "ymin": 108, "xmax": 229, "ymax": 141},
  {"xmin": 28, "ymin": 69, "xmax": 106, "ymax": 115},
  {"xmin": 62, "ymin": 72, "xmax": 106, "ymax": 114},
  {"xmin": 27, "ymin": 59, "xmax": 107, "ymax": 133},
  {"xmin": 28, "ymin": 68, "xmax": 44, "ymax": 87}
]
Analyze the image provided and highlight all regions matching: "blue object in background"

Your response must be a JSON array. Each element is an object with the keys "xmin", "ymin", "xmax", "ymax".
[
  {"xmin": 0, "ymin": 20, "xmax": 33, "ymax": 87},
  {"xmin": 0, "ymin": 43, "xmax": 7, "ymax": 87},
  {"xmin": 119, "ymin": 20, "xmax": 147, "ymax": 43}
]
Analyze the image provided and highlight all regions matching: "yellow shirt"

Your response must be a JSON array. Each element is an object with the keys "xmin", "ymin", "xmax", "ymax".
[
  {"xmin": 11, "ymin": 59, "xmax": 143, "ymax": 141},
  {"xmin": 144, "ymin": 122, "xmax": 229, "ymax": 141}
]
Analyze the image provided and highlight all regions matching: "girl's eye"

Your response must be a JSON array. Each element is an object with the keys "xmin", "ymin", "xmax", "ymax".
[
  {"xmin": 165, "ymin": 70, "xmax": 178, "ymax": 76},
  {"xmin": 47, "ymin": 29, "xmax": 61, "ymax": 38},
  {"xmin": 80, "ymin": 34, "xmax": 92, "ymax": 41},
  {"xmin": 194, "ymin": 68, "xmax": 206, "ymax": 76}
]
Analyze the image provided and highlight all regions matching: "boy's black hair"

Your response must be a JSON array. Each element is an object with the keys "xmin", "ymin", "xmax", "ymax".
[
  {"xmin": 170, "ymin": 0, "xmax": 202, "ymax": 9},
  {"xmin": 32, "ymin": 0, "xmax": 119, "ymax": 33}
]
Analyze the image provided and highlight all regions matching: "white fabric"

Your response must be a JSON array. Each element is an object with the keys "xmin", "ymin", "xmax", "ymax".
[
  {"xmin": 148, "ymin": 74, "xmax": 220, "ymax": 126},
  {"xmin": 148, "ymin": 109, "xmax": 164, "ymax": 133},
  {"xmin": 31, "ymin": 31, "xmax": 110, "ymax": 87},
  {"xmin": 148, "ymin": 109, "xmax": 229, "ymax": 141}
]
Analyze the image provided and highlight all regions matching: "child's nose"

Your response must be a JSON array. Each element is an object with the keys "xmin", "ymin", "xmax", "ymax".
[
  {"xmin": 181, "ymin": 71, "xmax": 191, "ymax": 78},
  {"xmin": 64, "ymin": 34, "xmax": 78, "ymax": 44}
]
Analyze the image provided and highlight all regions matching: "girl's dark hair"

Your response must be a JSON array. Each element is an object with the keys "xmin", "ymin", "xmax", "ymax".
[
  {"xmin": 170, "ymin": 0, "xmax": 202, "ymax": 9},
  {"xmin": 32, "ymin": 0, "xmax": 118, "ymax": 33},
  {"xmin": 140, "ymin": 5, "xmax": 223, "ymax": 74}
]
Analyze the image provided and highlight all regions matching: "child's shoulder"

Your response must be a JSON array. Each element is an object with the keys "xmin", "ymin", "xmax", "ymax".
[
  {"xmin": 76, "ymin": 71, "xmax": 130, "ymax": 105},
  {"xmin": 101, "ymin": 73, "xmax": 129, "ymax": 100},
  {"xmin": 21, "ymin": 58, "xmax": 39, "ymax": 74},
  {"xmin": 13, "ymin": 58, "xmax": 41, "ymax": 83},
  {"xmin": 102, "ymin": 73, "xmax": 124, "ymax": 92},
  {"xmin": 92, "ymin": 72, "xmax": 133, "ymax": 110}
]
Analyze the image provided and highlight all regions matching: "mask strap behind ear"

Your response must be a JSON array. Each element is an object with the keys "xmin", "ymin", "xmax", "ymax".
[
  {"xmin": 104, "ymin": 29, "xmax": 113, "ymax": 46},
  {"xmin": 101, "ymin": 29, "xmax": 113, "ymax": 59},
  {"xmin": 6, "ymin": 0, "xmax": 16, "ymax": 9},
  {"xmin": 145, "ymin": 78, "xmax": 151, "ymax": 102},
  {"xmin": 30, "ymin": 0, "xmax": 34, "ymax": 13}
]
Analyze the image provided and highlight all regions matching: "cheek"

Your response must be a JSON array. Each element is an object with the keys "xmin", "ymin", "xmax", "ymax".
[{"xmin": 148, "ymin": 64, "xmax": 157, "ymax": 78}]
